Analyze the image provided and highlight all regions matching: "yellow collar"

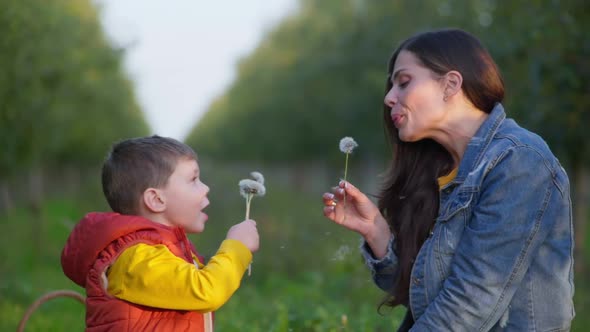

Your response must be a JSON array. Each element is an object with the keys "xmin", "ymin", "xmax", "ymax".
[{"xmin": 438, "ymin": 168, "xmax": 458, "ymax": 189}]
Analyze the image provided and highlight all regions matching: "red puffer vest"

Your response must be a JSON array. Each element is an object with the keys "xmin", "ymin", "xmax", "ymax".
[{"xmin": 61, "ymin": 212, "xmax": 212, "ymax": 331}]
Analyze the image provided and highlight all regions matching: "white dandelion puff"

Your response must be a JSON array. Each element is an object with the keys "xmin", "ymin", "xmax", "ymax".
[
  {"xmin": 238, "ymin": 171, "xmax": 267, "ymax": 276},
  {"xmin": 239, "ymin": 179, "xmax": 266, "ymax": 198},
  {"xmin": 339, "ymin": 137, "xmax": 358, "ymax": 154},
  {"xmin": 250, "ymin": 171, "xmax": 264, "ymax": 185}
]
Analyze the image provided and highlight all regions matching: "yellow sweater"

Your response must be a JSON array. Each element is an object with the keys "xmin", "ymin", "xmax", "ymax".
[
  {"xmin": 106, "ymin": 239, "xmax": 252, "ymax": 311},
  {"xmin": 438, "ymin": 168, "xmax": 458, "ymax": 188}
]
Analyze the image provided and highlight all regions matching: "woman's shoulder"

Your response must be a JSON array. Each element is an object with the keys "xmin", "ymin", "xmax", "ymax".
[
  {"xmin": 457, "ymin": 116, "xmax": 567, "ymax": 190},
  {"xmin": 486, "ymin": 118, "xmax": 561, "ymax": 172}
]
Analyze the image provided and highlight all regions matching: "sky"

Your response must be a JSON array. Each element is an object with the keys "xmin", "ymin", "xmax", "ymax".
[{"xmin": 96, "ymin": 0, "xmax": 297, "ymax": 140}]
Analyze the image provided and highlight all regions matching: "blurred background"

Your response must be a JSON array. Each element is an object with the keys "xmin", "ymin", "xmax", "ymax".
[{"xmin": 1, "ymin": 0, "xmax": 588, "ymax": 331}]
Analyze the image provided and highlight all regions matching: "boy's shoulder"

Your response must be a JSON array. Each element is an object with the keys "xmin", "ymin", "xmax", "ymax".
[{"xmin": 61, "ymin": 212, "xmax": 175, "ymax": 287}]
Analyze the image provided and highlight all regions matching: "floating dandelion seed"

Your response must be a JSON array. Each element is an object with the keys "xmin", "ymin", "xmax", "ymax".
[
  {"xmin": 238, "ymin": 171, "xmax": 266, "ymax": 276},
  {"xmin": 331, "ymin": 245, "xmax": 352, "ymax": 261},
  {"xmin": 339, "ymin": 137, "xmax": 358, "ymax": 209}
]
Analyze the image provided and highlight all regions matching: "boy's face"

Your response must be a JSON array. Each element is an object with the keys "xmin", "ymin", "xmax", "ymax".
[{"xmin": 160, "ymin": 158, "xmax": 210, "ymax": 233}]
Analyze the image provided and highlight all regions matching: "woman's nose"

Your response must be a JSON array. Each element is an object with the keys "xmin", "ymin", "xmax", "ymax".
[{"xmin": 384, "ymin": 88, "xmax": 397, "ymax": 108}]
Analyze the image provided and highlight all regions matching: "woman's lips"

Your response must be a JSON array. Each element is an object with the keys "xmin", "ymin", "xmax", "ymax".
[{"xmin": 391, "ymin": 113, "xmax": 404, "ymax": 127}]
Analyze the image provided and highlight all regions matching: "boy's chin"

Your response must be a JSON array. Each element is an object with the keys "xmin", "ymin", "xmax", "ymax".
[{"xmin": 184, "ymin": 220, "xmax": 206, "ymax": 233}]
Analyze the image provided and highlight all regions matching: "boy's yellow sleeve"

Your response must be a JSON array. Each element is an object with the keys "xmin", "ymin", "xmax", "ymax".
[{"xmin": 106, "ymin": 239, "xmax": 252, "ymax": 311}]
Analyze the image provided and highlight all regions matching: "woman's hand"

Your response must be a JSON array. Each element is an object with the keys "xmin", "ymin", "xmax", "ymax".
[{"xmin": 322, "ymin": 181, "xmax": 391, "ymax": 258}]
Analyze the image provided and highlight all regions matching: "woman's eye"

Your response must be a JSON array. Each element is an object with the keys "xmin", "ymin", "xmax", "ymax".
[{"xmin": 399, "ymin": 80, "xmax": 409, "ymax": 88}]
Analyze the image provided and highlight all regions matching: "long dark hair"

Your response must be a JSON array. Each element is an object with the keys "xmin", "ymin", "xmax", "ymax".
[{"xmin": 378, "ymin": 29, "xmax": 504, "ymax": 308}]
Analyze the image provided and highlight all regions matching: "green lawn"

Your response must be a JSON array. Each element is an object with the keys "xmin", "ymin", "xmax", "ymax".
[{"xmin": 1, "ymin": 165, "xmax": 587, "ymax": 331}]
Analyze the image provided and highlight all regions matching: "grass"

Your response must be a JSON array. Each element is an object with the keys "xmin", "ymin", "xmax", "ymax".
[
  {"xmin": 0, "ymin": 197, "xmax": 404, "ymax": 331},
  {"xmin": 1, "ymin": 163, "xmax": 588, "ymax": 331}
]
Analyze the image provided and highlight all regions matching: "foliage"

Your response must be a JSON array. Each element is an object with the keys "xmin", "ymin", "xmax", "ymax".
[
  {"xmin": 186, "ymin": 0, "xmax": 589, "ymax": 170},
  {"xmin": 1, "ymin": 0, "xmax": 588, "ymax": 330},
  {"xmin": 1, "ymin": 164, "xmax": 589, "ymax": 330},
  {"xmin": 0, "ymin": 0, "xmax": 149, "ymax": 177},
  {"xmin": 0, "ymin": 169, "xmax": 407, "ymax": 331},
  {"xmin": 472, "ymin": 0, "xmax": 590, "ymax": 168}
]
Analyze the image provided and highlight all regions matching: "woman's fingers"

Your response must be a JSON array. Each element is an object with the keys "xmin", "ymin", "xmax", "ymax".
[
  {"xmin": 339, "ymin": 180, "xmax": 365, "ymax": 201},
  {"xmin": 331, "ymin": 181, "xmax": 365, "ymax": 203},
  {"xmin": 322, "ymin": 194, "xmax": 346, "ymax": 224},
  {"xmin": 322, "ymin": 192, "xmax": 337, "ymax": 206},
  {"xmin": 331, "ymin": 186, "xmax": 346, "ymax": 200},
  {"xmin": 323, "ymin": 205, "xmax": 335, "ymax": 217}
]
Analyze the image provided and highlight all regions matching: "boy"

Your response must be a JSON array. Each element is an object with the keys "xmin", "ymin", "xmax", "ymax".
[{"xmin": 61, "ymin": 135, "xmax": 259, "ymax": 331}]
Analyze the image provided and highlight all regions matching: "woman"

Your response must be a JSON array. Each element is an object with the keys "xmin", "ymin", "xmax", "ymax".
[{"xmin": 322, "ymin": 29, "xmax": 574, "ymax": 331}]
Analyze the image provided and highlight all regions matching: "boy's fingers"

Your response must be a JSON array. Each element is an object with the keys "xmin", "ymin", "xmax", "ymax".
[{"xmin": 243, "ymin": 219, "xmax": 257, "ymax": 226}]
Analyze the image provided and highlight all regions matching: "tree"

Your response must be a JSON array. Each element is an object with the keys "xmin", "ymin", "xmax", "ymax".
[
  {"xmin": 0, "ymin": 0, "xmax": 149, "ymax": 174},
  {"xmin": 186, "ymin": 0, "xmax": 589, "ymax": 265},
  {"xmin": 0, "ymin": 0, "xmax": 150, "ymax": 214}
]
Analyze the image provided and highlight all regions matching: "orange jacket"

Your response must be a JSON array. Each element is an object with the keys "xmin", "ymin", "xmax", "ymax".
[{"xmin": 61, "ymin": 212, "xmax": 244, "ymax": 331}]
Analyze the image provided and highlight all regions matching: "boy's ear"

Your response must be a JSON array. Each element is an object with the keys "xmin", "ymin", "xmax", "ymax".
[
  {"xmin": 143, "ymin": 188, "xmax": 166, "ymax": 213},
  {"xmin": 443, "ymin": 70, "xmax": 463, "ymax": 101}
]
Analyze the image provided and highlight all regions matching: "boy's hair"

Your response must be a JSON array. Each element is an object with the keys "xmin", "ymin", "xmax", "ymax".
[{"xmin": 102, "ymin": 135, "xmax": 197, "ymax": 215}]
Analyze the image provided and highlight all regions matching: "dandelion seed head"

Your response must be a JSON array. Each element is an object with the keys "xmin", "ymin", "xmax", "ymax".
[
  {"xmin": 250, "ymin": 171, "xmax": 264, "ymax": 185},
  {"xmin": 239, "ymin": 179, "xmax": 266, "ymax": 198},
  {"xmin": 339, "ymin": 137, "xmax": 358, "ymax": 154}
]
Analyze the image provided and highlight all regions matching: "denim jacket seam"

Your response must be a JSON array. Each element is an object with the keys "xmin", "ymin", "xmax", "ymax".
[
  {"xmin": 484, "ymin": 144, "xmax": 555, "ymax": 182},
  {"xmin": 438, "ymin": 191, "xmax": 475, "ymax": 223},
  {"xmin": 528, "ymin": 273, "xmax": 536, "ymax": 332},
  {"xmin": 492, "ymin": 135, "xmax": 559, "ymax": 178},
  {"xmin": 469, "ymin": 114, "xmax": 505, "ymax": 173},
  {"xmin": 479, "ymin": 179, "xmax": 552, "ymax": 331},
  {"xmin": 432, "ymin": 227, "xmax": 444, "ymax": 276},
  {"xmin": 550, "ymin": 169, "xmax": 566, "ymax": 197}
]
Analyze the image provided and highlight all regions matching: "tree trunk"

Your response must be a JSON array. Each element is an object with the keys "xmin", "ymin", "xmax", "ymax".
[
  {"xmin": 290, "ymin": 163, "xmax": 308, "ymax": 192},
  {"xmin": 573, "ymin": 164, "xmax": 589, "ymax": 274},
  {"xmin": 0, "ymin": 180, "xmax": 14, "ymax": 215},
  {"xmin": 28, "ymin": 168, "xmax": 45, "ymax": 257}
]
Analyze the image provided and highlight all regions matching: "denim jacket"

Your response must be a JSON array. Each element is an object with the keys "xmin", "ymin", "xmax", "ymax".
[{"xmin": 362, "ymin": 104, "xmax": 575, "ymax": 331}]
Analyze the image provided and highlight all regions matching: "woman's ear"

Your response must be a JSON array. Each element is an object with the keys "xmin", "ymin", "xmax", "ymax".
[
  {"xmin": 443, "ymin": 70, "xmax": 463, "ymax": 101},
  {"xmin": 143, "ymin": 188, "xmax": 166, "ymax": 213}
]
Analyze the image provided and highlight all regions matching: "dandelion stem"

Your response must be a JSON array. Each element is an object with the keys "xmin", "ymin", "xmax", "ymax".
[
  {"xmin": 344, "ymin": 152, "xmax": 350, "ymax": 182},
  {"xmin": 245, "ymin": 194, "xmax": 252, "ymax": 219},
  {"xmin": 245, "ymin": 193, "xmax": 253, "ymax": 276},
  {"xmin": 343, "ymin": 152, "xmax": 350, "ymax": 207}
]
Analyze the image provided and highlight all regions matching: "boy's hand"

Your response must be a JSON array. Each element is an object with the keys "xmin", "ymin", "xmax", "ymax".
[{"xmin": 226, "ymin": 219, "xmax": 259, "ymax": 253}]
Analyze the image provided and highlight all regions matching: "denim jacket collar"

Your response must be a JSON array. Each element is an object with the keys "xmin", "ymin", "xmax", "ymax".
[{"xmin": 454, "ymin": 103, "xmax": 506, "ymax": 185}]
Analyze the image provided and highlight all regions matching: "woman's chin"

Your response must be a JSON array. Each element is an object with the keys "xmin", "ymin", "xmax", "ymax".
[{"xmin": 398, "ymin": 131, "xmax": 415, "ymax": 142}]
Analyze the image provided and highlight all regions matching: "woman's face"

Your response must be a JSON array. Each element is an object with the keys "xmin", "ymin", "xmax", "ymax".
[{"xmin": 384, "ymin": 50, "xmax": 447, "ymax": 142}]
